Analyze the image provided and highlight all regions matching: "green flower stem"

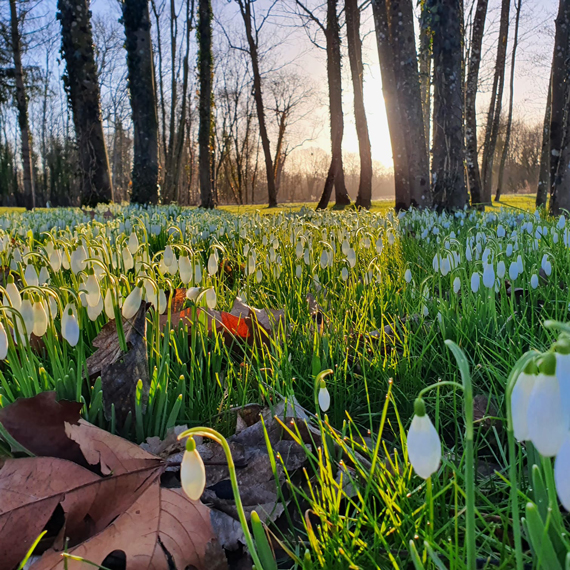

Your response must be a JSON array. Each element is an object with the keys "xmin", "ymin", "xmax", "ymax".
[
  {"xmin": 178, "ymin": 427, "xmax": 265, "ymax": 570},
  {"xmin": 505, "ymin": 350, "xmax": 538, "ymax": 570}
]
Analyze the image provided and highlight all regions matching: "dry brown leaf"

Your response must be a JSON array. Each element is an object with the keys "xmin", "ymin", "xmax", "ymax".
[{"xmin": 32, "ymin": 483, "xmax": 227, "ymax": 570}]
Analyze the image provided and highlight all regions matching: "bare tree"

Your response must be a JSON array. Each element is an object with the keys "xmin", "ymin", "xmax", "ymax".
[
  {"xmin": 9, "ymin": 0, "xmax": 35, "ymax": 209},
  {"xmin": 345, "ymin": 0, "xmax": 372, "ymax": 209},
  {"xmin": 122, "ymin": 0, "xmax": 159, "ymax": 203},
  {"xmin": 536, "ymin": 73, "xmax": 552, "ymax": 207},
  {"xmin": 235, "ymin": 0, "xmax": 278, "ymax": 207},
  {"xmin": 57, "ymin": 0, "xmax": 113, "ymax": 205},
  {"xmin": 418, "ymin": 2, "xmax": 431, "ymax": 154},
  {"xmin": 371, "ymin": 0, "xmax": 411, "ymax": 210},
  {"xmin": 480, "ymin": 0, "xmax": 510, "ymax": 203},
  {"xmin": 431, "ymin": 0, "xmax": 468, "ymax": 210},
  {"xmin": 198, "ymin": 0, "xmax": 214, "ymax": 208},
  {"xmin": 495, "ymin": 0, "xmax": 522, "ymax": 202},
  {"xmin": 465, "ymin": 0, "xmax": 488, "ymax": 206},
  {"xmin": 550, "ymin": 0, "xmax": 570, "ymax": 215}
]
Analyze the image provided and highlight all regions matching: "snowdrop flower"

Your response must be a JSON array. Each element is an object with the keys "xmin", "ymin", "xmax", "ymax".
[
  {"xmin": 39, "ymin": 266, "xmax": 50, "ymax": 285},
  {"xmin": 407, "ymin": 399, "xmax": 441, "ymax": 479},
  {"xmin": 375, "ymin": 237, "xmax": 383, "ymax": 254},
  {"xmin": 404, "ymin": 269, "xmax": 412, "ymax": 283},
  {"xmin": 32, "ymin": 301, "xmax": 48, "ymax": 337},
  {"xmin": 49, "ymin": 250, "xmax": 62, "ymax": 272},
  {"xmin": 341, "ymin": 267, "xmax": 349, "ymax": 281},
  {"xmin": 432, "ymin": 254, "xmax": 440, "ymax": 272},
  {"xmin": 511, "ymin": 362, "xmax": 537, "ymax": 441},
  {"xmin": 0, "ymin": 322, "xmax": 7, "ymax": 359},
  {"xmin": 70, "ymin": 245, "xmax": 87, "ymax": 274},
  {"xmin": 127, "ymin": 232, "xmax": 139, "ymax": 254},
  {"xmin": 164, "ymin": 245, "xmax": 175, "ymax": 267},
  {"xmin": 555, "ymin": 435, "xmax": 570, "ymax": 511},
  {"xmin": 318, "ymin": 380, "xmax": 330, "ymax": 412},
  {"xmin": 296, "ymin": 265, "xmax": 302, "ymax": 279},
  {"xmin": 530, "ymin": 274, "xmax": 539, "ymax": 289},
  {"xmin": 466, "ymin": 245, "xmax": 472, "ymax": 262},
  {"xmin": 517, "ymin": 254, "xmax": 523, "ymax": 274},
  {"xmin": 179, "ymin": 255, "xmax": 192, "ymax": 284},
  {"xmin": 497, "ymin": 225, "xmax": 505, "ymax": 238},
  {"xmin": 194, "ymin": 263, "xmax": 202, "ymax": 284},
  {"xmin": 208, "ymin": 253, "xmax": 218, "ymax": 276},
  {"xmin": 122, "ymin": 283, "xmax": 143, "ymax": 319},
  {"xmin": 84, "ymin": 272, "xmax": 101, "ymax": 307},
  {"xmin": 347, "ymin": 249, "xmax": 356, "ymax": 268},
  {"xmin": 122, "ymin": 247, "xmax": 134, "ymax": 272},
  {"xmin": 87, "ymin": 296, "xmax": 103, "ymax": 321},
  {"xmin": 104, "ymin": 288, "xmax": 116, "ymax": 319},
  {"xmin": 20, "ymin": 296, "xmax": 34, "ymax": 338},
  {"xmin": 158, "ymin": 289, "xmax": 167, "ymax": 315},
  {"xmin": 509, "ymin": 262, "xmax": 519, "ymax": 281},
  {"xmin": 440, "ymin": 257, "xmax": 450, "ymax": 276},
  {"xmin": 541, "ymin": 254, "xmax": 552, "ymax": 277},
  {"xmin": 5, "ymin": 276, "xmax": 21, "ymax": 311},
  {"xmin": 453, "ymin": 276, "xmax": 461, "ymax": 294},
  {"xmin": 205, "ymin": 287, "xmax": 217, "ymax": 309},
  {"xmin": 61, "ymin": 304, "xmax": 79, "ymax": 347},
  {"xmin": 497, "ymin": 260, "xmax": 506, "ymax": 279},
  {"xmin": 320, "ymin": 250, "xmax": 328, "ymax": 269},
  {"xmin": 483, "ymin": 264, "xmax": 495, "ymax": 289},
  {"xmin": 180, "ymin": 437, "xmax": 206, "ymax": 501},
  {"xmin": 24, "ymin": 264, "xmax": 39, "ymax": 287},
  {"xmin": 471, "ymin": 272, "xmax": 480, "ymax": 293},
  {"xmin": 554, "ymin": 339, "xmax": 570, "ymax": 430},
  {"xmin": 186, "ymin": 287, "xmax": 201, "ymax": 302},
  {"xmin": 506, "ymin": 244, "xmax": 513, "ymax": 258},
  {"xmin": 527, "ymin": 353, "xmax": 566, "ymax": 457}
]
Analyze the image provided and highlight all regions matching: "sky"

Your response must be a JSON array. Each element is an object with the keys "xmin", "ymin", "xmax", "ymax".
[{"xmin": 87, "ymin": 0, "xmax": 558, "ymax": 169}]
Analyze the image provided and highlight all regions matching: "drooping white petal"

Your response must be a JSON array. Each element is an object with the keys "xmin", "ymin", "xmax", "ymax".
[
  {"xmin": 318, "ymin": 387, "xmax": 330, "ymax": 412},
  {"xmin": 554, "ymin": 435, "xmax": 570, "ymax": 511},
  {"xmin": 122, "ymin": 286, "xmax": 142, "ymax": 320},
  {"xmin": 180, "ymin": 449, "xmax": 206, "ymax": 501},
  {"xmin": 0, "ymin": 322, "xmax": 7, "ymax": 359},
  {"xmin": 205, "ymin": 288, "xmax": 217, "ymax": 309},
  {"xmin": 556, "ymin": 352, "xmax": 570, "ymax": 431},
  {"xmin": 527, "ymin": 373, "xmax": 566, "ymax": 457},
  {"xmin": 511, "ymin": 371, "xmax": 536, "ymax": 441},
  {"xmin": 407, "ymin": 414, "xmax": 441, "ymax": 479},
  {"xmin": 32, "ymin": 301, "xmax": 48, "ymax": 337}
]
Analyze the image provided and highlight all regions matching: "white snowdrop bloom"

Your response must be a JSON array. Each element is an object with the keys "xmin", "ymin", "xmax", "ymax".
[
  {"xmin": 208, "ymin": 253, "xmax": 218, "ymax": 276},
  {"xmin": 122, "ymin": 285, "xmax": 143, "ymax": 319},
  {"xmin": 295, "ymin": 241, "xmax": 304, "ymax": 259},
  {"xmin": 122, "ymin": 247, "xmax": 134, "ymax": 272},
  {"xmin": 186, "ymin": 287, "xmax": 201, "ymax": 302},
  {"xmin": 466, "ymin": 245, "xmax": 472, "ymax": 262},
  {"xmin": 509, "ymin": 262, "xmax": 519, "ymax": 281},
  {"xmin": 440, "ymin": 257, "xmax": 450, "ymax": 276},
  {"xmin": 318, "ymin": 384, "xmax": 331, "ymax": 413},
  {"xmin": 166, "ymin": 255, "xmax": 178, "ymax": 275},
  {"xmin": 256, "ymin": 269, "xmax": 262, "ymax": 283},
  {"xmin": 104, "ymin": 288, "xmax": 116, "ymax": 319},
  {"xmin": 432, "ymin": 254, "xmax": 440, "ymax": 272},
  {"xmin": 20, "ymin": 297, "xmax": 34, "ymax": 338},
  {"xmin": 555, "ymin": 347, "xmax": 570, "ymax": 430},
  {"xmin": 0, "ymin": 322, "xmax": 8, "ymax": 359},
  {"xmin": 530, "ymin": 274, "xmax": 539, "ymax": 289},
  {"xmin": 497, "ymin": 260, "xmax": 506, "ymax": 279},
  {"xmin": 511, "ymin": 369, "xmax": 537, "ymax": 441},
  {"xmin": 387, "ymin": 230, "xmax": 395, "ymax": 245},
  {"xmin": 128, "ymin": 232, "xmax": 139, "ymax": 254},
  {"xmin": 164, "ymin": 245, "xmax": 175, "ymax": 267},
  {"xmin": 320, "ymin": 250, "xmax": 329, "ymax": 269},
  {"xmin": 483, "ymin": 264, "xmax": 495, "ymax": 289},
  {"xmin": 422, "ymin": 305, "xmax": 429, "ymax": 317},
  {"xmin": 84, "ymin": 273, "xmax": 101, "ymax": 307},
  {"xmin": 193, "ymin": 262, "xmax": 202, "ymax": 284},
  {"xmin": 49, "ymin": 250, "xmax": 62, "ymax": 272},
  {"xmin": 87, "ymin": 296, "xmax": 103, "ymax": 321},
  {"xmin": 179, "ymin": 255, "xmax": 192, "ymax": 284},
  {"xmin": 497, "ymin": 225, "xmax": 505, "ymax": 238},
  {"xmin": 304, "ymin": 249, "xmax": 311, "ymax": 266},
  {"xmin": 541, "ymin": 254, "xmax": 552, "ymax": 276},
  {"xmin": 471, "ymin": 272, "xmax": 480, "ymax": 293},
  {"xmin": 404, "ymin": 269, "xmax": 412, "ymax": 283},
  {"xmin": 407, "ymin": 401, "xmax": 441, "ymax": 480},
  {"xmin": 517, "ymin": 254, "xmax": 523, "ymax": 274},
  {"xmin": 453, "ymin": 276, "xmax": 461, "ymax": 294},
  {"xmin": 555, "ymin": 435, "xmax": 570, "ymax": 511},
  {"xmin": 24, "ymin": 264, "xmax": 39, "ymax": 287},
  {"xmin": 205, "ymin": 287, "xmax": 217, "ymax": 309},
  {"xmin": 62, "ymin": 304, "xmax": 79, "ymax": 347},
  {"xmin": 5, "ymin": 280, "xmax": 21, "ymax": 312},
  {"xmin": 527, "ymin": 355, "xmax": 566, "ymax": 457},
  {"xmin": 375, "ymin": 237, "xmax": 383, "ymax": 254},
  {"xmin": 341, "ymin": 267, "xmax": 349, "ymax": 281},
  {"xmin": 506, "ymin": 244, "xmax": 513, "ymax": 257},
  {"xmin": 39, "ymin": 266, "xmax": 50, "ymax": 285},
  {"xmin": 553, "ymin": 231, "xmax": 559, "ymax": 244},
  {"xmin": 180, "ymin": 438, "xmax": 206, "ymax": 501},
  {"xmin": 296, "ymin": 265, "xmax": 302, "ymax": 279},
  {"xmin": 158, "ymin": 289, "xmax": 167, "ymax": 315},
  {"xmin": 32, "ymin": 301, "xmax": 48, "ymax": 337},
  {"xmin": 347, "ymin": 248, "xmax": 357, "ymax": 268},
  {"xmin": 482, "ymin": 248, "xmax": 491, "ymax": 264},
  {"xmin": 71, "ymin": 245, "xmax": 87, "ymax": 274},
  {"xmin": 558, "ymin": 216, "xmax": 566, "ymax": 230}
]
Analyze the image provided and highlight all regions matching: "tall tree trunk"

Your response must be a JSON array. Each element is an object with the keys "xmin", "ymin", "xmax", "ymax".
[
  {"xmin": 237, "ymin": 0, "xmax": 277, "ymax": 208},
  {"xmin": 317, "ymin": 0, "xmax": 351, "ymax": 209},
  {"xmin": 9, "ymin": 0, "xmax": 35, "ymax": 210},
  {"xmin": 371, "ymin": 0, "xmax": 411, "ymax": 210},
  {"xmin": 418, "ymin": 2, "xmax": 431, "ymax": 155},
  {"xmin": 536, "ymin": 72, "xmax": 552, "ymax": 208},
  {"xmin": 465, "ymin": 0, "xmax": 488, "ymax": 206},
  {"xmin": 495, "ymin": 0, "xmax": 521, "ymax": 202},
  {"xmin": 345, "ymin": 0, "xmax": 372, "ymax": 209},
  {"xmin": 123, "ymin": 0, "xmax": 159, "ymax": 204},
  {"xmin": 198, "ymin": 0, "xmax": 214, "ymax": 208},
  {"xmin": 480, "ymin": 0, "xmax": 510, "ymax": 203},
  {"xmin": 388, "ymin": 0, "xmax": 430, "ymax": 208},
  {"xmin": 57, "ymin": 0, "xmax": 113, "ymax": 206},
  {"xmin": 550, "ymin": 0, "xmax": 570, "ymax": 215},
  {"xmin": 431, "ymin": 0, "xmax": 468, "ymax": 210}
]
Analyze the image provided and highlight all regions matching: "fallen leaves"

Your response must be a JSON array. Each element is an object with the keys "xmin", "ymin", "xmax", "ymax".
[{"xmin": 0, "ymin": 392, "xmax": 225, "ymax": 570}]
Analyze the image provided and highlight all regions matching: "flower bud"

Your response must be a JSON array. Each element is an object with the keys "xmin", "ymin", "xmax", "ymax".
[
  {"xmin": 180, "ymin": 437, "xmax": 206, "ymax": 501},
  {"xmin": 407, "ymin": 400, "xmax": 441, "ymax": 480}
]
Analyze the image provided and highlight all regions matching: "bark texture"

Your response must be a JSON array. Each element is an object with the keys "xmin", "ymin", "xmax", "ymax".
[
  {"xmin": 317, "ymin": 0, "xmax": 351, "ymax": 209},
  {"xmin": 536, "ymin": 72, "xmax": 552, "ymax": 208},
  {"xmin": 345, "ymin": 0, "xmax": 372, "ymax": 209},
  {"xmin": 123, "ymin": 0, "xmax": 159, "ymax": 204},
  {"xmin": 388, "ymin": 0, "xmax": 430, "ymax": 208},
  {"xmin": 198, "ymin": 0, "xmax": 214, "ymax": 208},
  {"xmin": 57, "ymin": 0, "xmax": 113, "ymax": 206},
  {"xmin": 371, "ymin": 0, "xmax": 411, "ymax": 210},
  {"xmin": 9, "ymin": 0, "xmax": 35, "ymax": 209},
  {"xmin": 480, "ymin": 0, "xmax": 510, "ymax": 203},
  {"xmin": 465, "ymin": 0, "xmax": 488, "ymax": 206},
  {"xmin": 430, "ymin": 0, "xmax": 468, "ymax": 210}
]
